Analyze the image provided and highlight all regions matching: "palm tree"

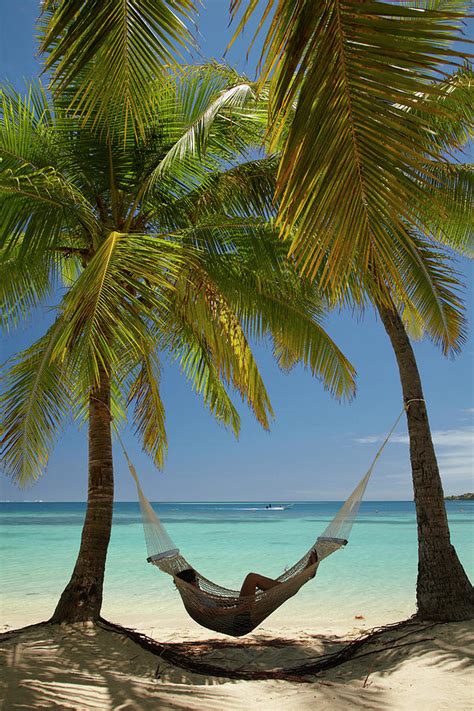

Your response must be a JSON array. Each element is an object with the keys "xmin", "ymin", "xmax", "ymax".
[
  {"xmin": 0, "ymin": 68, "xmax": 355, "ymax": 623},
  {"xmin": 231, "ymin": 0, "xmax": 474, "ymax": 620}
]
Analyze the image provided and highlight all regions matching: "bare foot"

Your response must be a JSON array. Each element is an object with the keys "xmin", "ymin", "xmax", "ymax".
[{"xmin": 307, "ymin": 549, "xmax": 318, "ymax": 576}]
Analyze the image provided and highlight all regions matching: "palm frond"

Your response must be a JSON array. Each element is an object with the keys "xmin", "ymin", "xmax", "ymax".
[
  {"xmin": 169, "ymin": 326, "xmax": 241, "ymax": 435},
  {"xmin": 167, "ymin": 267, "xmax": 274, "ymax": 429},
  {"xmin": 421, "ymin": 62, "xmax": 473, "ymax": 150},
  {"xmin": 0, "ymin": 321, "xmax": 74, "ymax": 484},
  {"xmin": 420, "ymin": 162, "xmax": 474, "ymax": 255},
  {"xmin": 377, "ymin": 231, "xmax": 466, "ymax": 355},
  {"xmin": 0, "ymin": 239, "xmax": 58, "ymax": 332},
  {"xmin": 0, "ymin": 82, "xmax": 55, "ymax": 173},
  {"xmin": 39, "ymin": 0, "xmax": 197, "ymax": 138},
  {"xmin": 0, "ymin": 162, "xmax": 99, "ymax": 254},
  {"xmin": 52, "ymin": 231, "xmax": 184, "ymax": 385},
  {"xmin": 128, "ymin": 352, "xmax": 167, "ymax": 469},
  {"xmin": 231, "ymin": 1, "xmax": 470, "ymax": 302},
  {"xmin": 147, "ymin": 81, "xmax": 258, "ymax": 188},
  {"xmin": 200, "ymin": 250, "xmax": 357, "ymax": 400},
  {"xmin": 157, "ymin": 156, "xmax": 278, "ymax": 229}
]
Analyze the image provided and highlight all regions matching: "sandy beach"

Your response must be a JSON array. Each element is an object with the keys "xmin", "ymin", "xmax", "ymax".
[{"xmin": 1, "ymin": 616, "xmax": 473, "ymax": 710}]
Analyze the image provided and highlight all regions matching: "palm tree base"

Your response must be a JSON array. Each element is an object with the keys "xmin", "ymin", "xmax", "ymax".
[
  {"xmin": 417, "ymin": 608, "xmax": 474, "ymax": 622},
  {"xmin": 50, "ymin": 578, "xmax": 103, "ymax": 624},
  {"xmin": 416, "ymin": 549, "xmax": 474, "ymax": 622}
]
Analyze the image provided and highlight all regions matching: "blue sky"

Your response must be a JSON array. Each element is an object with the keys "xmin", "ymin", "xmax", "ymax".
[{"xmin": 1, "ymin": 1, "xmax": 473, "ymax": 502}]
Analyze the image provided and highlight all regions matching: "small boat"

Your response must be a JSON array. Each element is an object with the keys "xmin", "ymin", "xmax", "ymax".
[{"xmin": 264, "ymin": 504, "xmax": 291, "ymax": 510}]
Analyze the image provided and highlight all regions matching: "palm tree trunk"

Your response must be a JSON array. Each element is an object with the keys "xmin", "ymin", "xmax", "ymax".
[
  {"xmin": 378, "ymin": 303, "xmax": 473, "ymax": 621},
  {"xmin": 51, "ymin": 368, "xmax": 114, "ymax": 623}
]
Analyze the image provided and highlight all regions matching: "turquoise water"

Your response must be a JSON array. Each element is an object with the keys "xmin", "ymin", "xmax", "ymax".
[{"xmin": 1, "ymin": 501, "xmax": 473, "ymax": 634}]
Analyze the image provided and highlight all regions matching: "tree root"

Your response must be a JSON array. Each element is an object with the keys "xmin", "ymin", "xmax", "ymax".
[
  {"xmin": 0, "ymin": 615, "xmax": 439, "ymax": 682},
  {"xmin": 97, "ymin": 616, "xmax": 438, "ymax": 682},
  {"xmin": 0, "ymin": 619, "xmax": 51, "ymax": 642}
]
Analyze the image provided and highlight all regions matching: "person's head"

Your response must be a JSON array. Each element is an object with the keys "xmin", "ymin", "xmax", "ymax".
[{"xmin": 175, "ymin": 568, "xmax": 197, "ymax": 586}]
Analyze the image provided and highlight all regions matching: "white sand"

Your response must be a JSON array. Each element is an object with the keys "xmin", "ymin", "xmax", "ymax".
[{"xmin": 1, "ymin": 618, "xmax": 473, "ymax": 710}]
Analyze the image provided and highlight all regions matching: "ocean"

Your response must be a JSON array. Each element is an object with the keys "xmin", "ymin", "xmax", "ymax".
[{"xmin": 1, "ymin": 501, "xmax": 473, "ymax": 634}]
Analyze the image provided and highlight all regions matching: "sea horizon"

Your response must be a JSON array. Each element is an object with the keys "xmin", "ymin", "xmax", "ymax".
[{"xmin": 0, "ymin": 498, "xmax": 426, "ymax": 503}]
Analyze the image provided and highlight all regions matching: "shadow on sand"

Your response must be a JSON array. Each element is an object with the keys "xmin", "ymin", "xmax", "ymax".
[{"xmin": 0, "ymin": 619, "xmax": 472, "ymax": 709}]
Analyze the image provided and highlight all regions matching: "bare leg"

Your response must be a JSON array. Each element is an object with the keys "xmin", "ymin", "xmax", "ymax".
[
  {"xmin": 240, "ymin": 550, "xmax": 319, "ymax": 597},
  {"xmin": 240, "ymin": 573, "xmax": 280, "ymax": 597}
]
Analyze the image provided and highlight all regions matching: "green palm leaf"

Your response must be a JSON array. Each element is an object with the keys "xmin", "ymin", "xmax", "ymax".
[
  {"xmin": 160, "ymin": 157, "xmax": 279, "ymax": 227},
  {"xmin": 200, "ymin": 249, "xmax": 356, "ymax": 400},
  {"xmin": 169, "ymin": 326, "xmax": 241, "ymax": 435},
  {"xmin": 231, "ymin": 1, "xmax": 470, "ymax": 302},
  {"xmin": 0, "ymin": 82, "xmax": 55, "ymax": 173},
  {"xmin": 39, "ymin": 0, "xmax": 197, "ymax": 138},
  {"xmin": 387, "ymin": 231, "xmax": 466, "ymax": 355},
  {"xmin": 0, "ymin": 164, "xmax": 98, "ymax": 252},
  {"xmin": 168, "ymin": 266, "xmax": 274, "ymax": 429},
  {"xmin": 418, "ymin": 163, "xmax": 474, "ymax": 256},
  {"xmin": 52, "ymin": 232, "xmax": 184, "ymax": 385},
  {"xmin": 128, "ymin": 352, "xmax": 168, "ymax": 469},
  {"xmin": 1, "ymin": 321, "xmax": 74, "ymax": 484},
  {"xmin": 0, "ymin": 239, "xmax": 57, "ymax": 331}
]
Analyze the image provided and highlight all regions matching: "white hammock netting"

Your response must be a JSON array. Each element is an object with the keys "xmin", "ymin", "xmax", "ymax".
[{"xmin": 123, "ymin": 408, "xmax": 405, "ymax": 637}]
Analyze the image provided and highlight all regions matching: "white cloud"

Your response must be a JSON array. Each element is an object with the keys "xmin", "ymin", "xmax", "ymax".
[
  {"xmin": 356, "ymin": 427, "xmax": 474, "ymax": 449},
  {"xmin": 355, "ymin": 427, "xmax": 474, "ymax": 486},
  {"xmin": 355, "ymin": 435, "xmax": 380, "ymax": 444}
]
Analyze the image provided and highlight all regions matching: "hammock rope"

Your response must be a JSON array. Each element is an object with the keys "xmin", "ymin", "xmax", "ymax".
[{"xmin": 114, "ymin": 405, "xmax": 410, "ymax": 637}]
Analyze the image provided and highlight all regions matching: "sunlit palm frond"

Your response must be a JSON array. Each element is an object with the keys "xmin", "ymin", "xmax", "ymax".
[
  {"xmin": 0, "ymin": 240, "xmax": 58, "ymax": 332},
  {"xmin": 0, "ymin": 85, "xmax": 99, "ymax": 253},
  {"xmin": 147, "ymin": 80, "xmax": 260, "ymax": 189},
  {"xmin": 201, "ymin": 250, "xmax": 356, "ymax": 400},
  {"xmin": 0, "ymin": 82, "xmax": 55, "ymax": 172},
  {"xmin": 1, "ymin": 83, "xmax": 111, "ymax": 209},
  {"xmin": 0, "ymin": 321, "xmax": 75, "ymax": 484},
  {"xmin": 39, "ymin": 0, "xmax": 197, "ymax": 138},
  {"xmin": 164, "ymin": 217, "xmax": 283, "ymax": 276},
  {"xmin": 168, "ymin": 326, "xmax": 241, "ymax": 435},
  {"xmin": 421, "ymin": 62, "xmax": 473, "ymax": 151},
  {"xmin": 376, "ymin": 231, "xmax": 466, "ymax": 355},
  {"xmin": 59, "ymin": 253, "xmax": 83, "ymax": 287},
  {"xmin": 411, "ymin": 0, "xmax": 471, "ymax": 9},
  {"xmin": 419, "ymin": 162, "xmax": 474, "ymax": 256},
  {"xmin": 0, "ymin": 162, "xmax": 99, "ymax": 254},
  {"xmin": 127, "ymin": 352, "xmax": 167, "ymax": 469},
  {"xmin": 157, "ymin": 156, "xmax": 278, "ymax": 229},
  {"xmin": 231, "ymin": 1, "xmax": 470, "ymax": 300},
  {"xmin": 168, "ymin": 267, "xmax": 274, "ymax": 429},
  {"xmin": 52, "ymin": 231, "xmax": 184, "ymax": 386}
]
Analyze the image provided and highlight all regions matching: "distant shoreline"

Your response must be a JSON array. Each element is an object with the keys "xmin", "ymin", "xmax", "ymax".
[
  {"xmin": 1, "ymin": 498, "xmax": 425, "ymax": 504},
  {"xmin": 2, "ymin": 498, "xmax": 473, "ymax": 504}
]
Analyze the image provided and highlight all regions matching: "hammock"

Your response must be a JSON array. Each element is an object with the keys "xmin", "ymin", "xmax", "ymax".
[{"xmin": 121, "ymin": 408, "xmax": 406, "ymax": 637}]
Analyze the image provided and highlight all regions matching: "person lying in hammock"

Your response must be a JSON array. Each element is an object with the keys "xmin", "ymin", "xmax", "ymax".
[
  {"xmin": 174, "ymin": 550, "xmax": 319, "ymax": 635},
  {"xmin": 175, "ymin": 548, "xmax": 319, "ymax": 599}
]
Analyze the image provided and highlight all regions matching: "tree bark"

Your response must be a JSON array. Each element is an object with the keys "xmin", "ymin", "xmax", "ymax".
[
  {"xmin": 51, "ymin": 368, "xmax": 114, "ymax": 623},
  {"xmin": 378, "ymin": 304, "xmax": 473, "ymax": 621}
]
